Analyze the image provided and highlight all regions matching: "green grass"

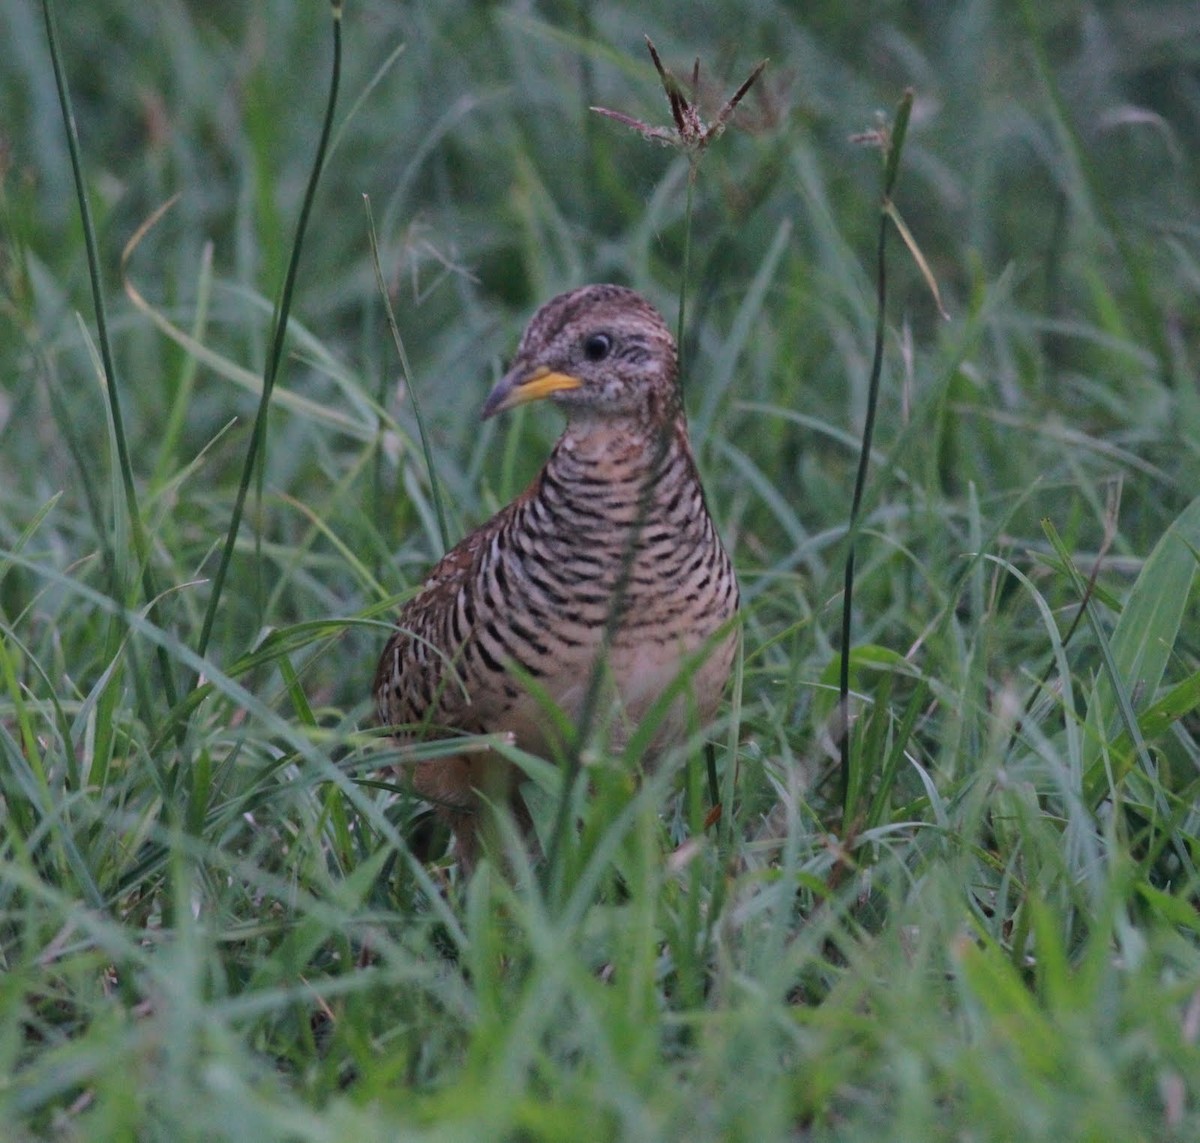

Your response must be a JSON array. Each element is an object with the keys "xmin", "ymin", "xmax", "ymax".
[{"xmin": 3, "ymin": 1, "xmax": 1200, "ymax": 1139}]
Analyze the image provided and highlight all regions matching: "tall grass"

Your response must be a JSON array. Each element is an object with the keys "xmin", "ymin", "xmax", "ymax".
[{"xmin": 1, "ymin": 1, "xmax": 1199, "ymax": 1139}]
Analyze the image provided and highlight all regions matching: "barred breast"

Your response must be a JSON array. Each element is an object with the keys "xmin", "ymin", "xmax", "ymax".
[{"xmin": 375, "ymin": 417, "xmax": 738, "ymax": 758}]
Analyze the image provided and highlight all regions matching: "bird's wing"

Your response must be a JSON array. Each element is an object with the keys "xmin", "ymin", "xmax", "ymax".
[{"xmin": 373, "ymin": 507, "xmax": 511, "ymax": 734}]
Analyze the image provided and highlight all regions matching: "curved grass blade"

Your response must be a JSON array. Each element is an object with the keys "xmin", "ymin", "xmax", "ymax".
[
  {"xmin": 40, "ymin": 0, "xmax": 178, "ymax": 713},
  {"xmin": 195, "ymin": 1, "xmax": 343, "ymax": 662},
  {"xmin": 1073, "ymin": 495, "xmax": 1200, "ymax": 803}
]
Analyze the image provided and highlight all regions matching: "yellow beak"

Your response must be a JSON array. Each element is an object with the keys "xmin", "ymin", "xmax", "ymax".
[{"xmin": 481, "ymin": 366, "xmax": 582, "ymax": 420}]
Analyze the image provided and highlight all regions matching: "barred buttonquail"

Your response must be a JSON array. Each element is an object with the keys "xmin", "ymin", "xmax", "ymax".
[{"xmin": 374, "ymin": 284, "xmax": 738, "ymax": 868}]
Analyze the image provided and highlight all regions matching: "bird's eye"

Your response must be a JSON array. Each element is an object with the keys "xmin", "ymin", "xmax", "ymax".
[{"xmin": 583, "ymin": 332, "xmax": 612, "ymax": 362}]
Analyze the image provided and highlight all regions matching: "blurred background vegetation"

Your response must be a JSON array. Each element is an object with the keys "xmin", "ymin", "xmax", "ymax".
[{"xmin": 2, "ymin": 1, "xmax": 1200, "ymax": 1139}]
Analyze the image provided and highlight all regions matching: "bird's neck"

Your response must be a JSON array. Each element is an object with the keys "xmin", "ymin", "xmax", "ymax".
[
  {"xmin": 533, "ymin": 415, "xmax": 702, "ymax": 536},
  {"xmin": 553, "ymin": 414, "xmax": 690, "ymax": 473}
]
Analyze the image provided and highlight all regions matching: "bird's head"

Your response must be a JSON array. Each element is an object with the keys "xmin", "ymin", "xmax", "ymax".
[{"xmin": 481, "ymin": 284, "xmax": 680, "ymax": 425}]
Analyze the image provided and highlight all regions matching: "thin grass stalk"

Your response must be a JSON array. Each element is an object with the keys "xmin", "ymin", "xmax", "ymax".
[
  {"xmin": 1011, "ymin": 510, "xmax": 1113, "ymax": 748},
  {"xmin": 677, "ymin": 167, "xmax": 696, "ymax": 372},
  {"xmin": 194, "ymin": 1, "xmax": 343, "ymax": 662},
  {"xmin": 838, "ymin": 90, "xmax": 913, "ymax": 828},
  {"xmin": 1042, "ymin": 519, "xmax": 1154, "ymax": 778},
  {"xmin": 40, "ymin": 0, "xmax": 179, "ymax": 714},
  {"xmin": 677, "ymin": 164, "xmax": 723, "ymax": 829},
  {"xmin": 546, "ymin": 46, "xmax": 763, "ymax": 898},
  {"xmin": 150, "ymin": 242, "xmax": 214, "ymax": 490},
  {"xmin": 371, "ymin": 256, "xmax": 389, "ymax": 565},
  {"xmin": 34, "ymin": 349, "xmax": 113, "ymax": 593},
  {"xmin": 576, "ymin": 0, "xmax": 601, "ymax": 257},
  {"xmin": 364, "ymin": 195, "xmax": 450, "ymax": 553}
]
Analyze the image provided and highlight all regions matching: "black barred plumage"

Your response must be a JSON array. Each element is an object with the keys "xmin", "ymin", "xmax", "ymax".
[{"xmin": 374, "ymin": 284, "xmax": 739, "ymax": 869}]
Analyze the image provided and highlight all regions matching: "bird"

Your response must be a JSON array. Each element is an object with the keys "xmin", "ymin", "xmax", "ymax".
[{"xmin": 374, "ymin": 284, "xmax": 739, "ymax": 871}]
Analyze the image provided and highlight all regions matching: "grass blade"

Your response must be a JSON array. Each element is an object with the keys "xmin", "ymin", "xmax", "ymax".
[
  {"xmin": 1076, "ymin": 495, "xmax": 1200, "ymax": 802},
  {"xmin": 838, "ymin": 89, "xmax": 915, "ymax": 827},
  {"xmin": 40, "ymin": 0, "xmax": 178, "ymax": 712},
  {"xmin": 364, "ymin": 194, "xmax": 449, "ymax": 553},
  {"xmin": 194, "ymin": 1, "xmax": 343, "ymax": 662}
]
